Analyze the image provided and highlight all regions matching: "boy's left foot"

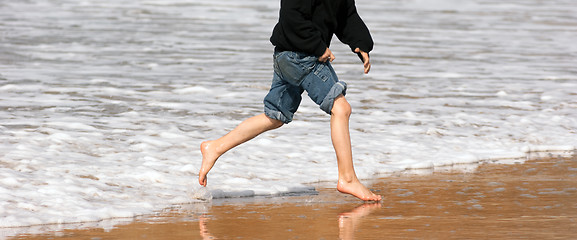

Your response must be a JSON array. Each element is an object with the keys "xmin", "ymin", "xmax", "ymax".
[{"xmin": 199, "ymin": 141, "xmax": 219, "ymax": 187}]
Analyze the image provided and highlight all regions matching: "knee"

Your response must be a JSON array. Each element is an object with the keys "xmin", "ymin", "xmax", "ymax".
[
  {"xmin": 331, "ymin": 97, "xmax": 352, "ymax": 118},
  {"xmin": 266, "ymin": 116, "xmax": 285, "ymax": 130},
  {"xmin": 271, "ymin": 119, "xmax": 284, "ymax": 129}
]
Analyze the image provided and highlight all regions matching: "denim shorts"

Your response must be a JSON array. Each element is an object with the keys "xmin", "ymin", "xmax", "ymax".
[{"xmin": 264, "ymin": 51, "xmax": 347, "ymax": 124}]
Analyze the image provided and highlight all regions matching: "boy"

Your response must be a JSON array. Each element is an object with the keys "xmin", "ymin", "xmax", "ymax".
[{"xmin": 199, "ymin": 0, "xmax": 381, "ymax": 201}]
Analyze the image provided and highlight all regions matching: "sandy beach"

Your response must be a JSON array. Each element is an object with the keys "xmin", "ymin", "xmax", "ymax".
[{"xmin": 9, "ymin": 152, "xmax": 576, "ymax": 240}]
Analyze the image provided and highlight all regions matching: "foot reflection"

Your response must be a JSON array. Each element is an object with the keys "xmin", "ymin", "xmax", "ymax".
[
  {"xmin": 199, "ymin": 214, "xmax": 216, "ymax": 240},
  {"xmin": 195, "ymin": 202, "xmax": 381, "ymax": 239},
  {"xmin": 339, "ymin": 202, "xmax": 382, "ymax": 240}
]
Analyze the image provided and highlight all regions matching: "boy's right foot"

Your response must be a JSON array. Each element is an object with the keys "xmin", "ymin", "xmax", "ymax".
[
  {"xmin": 337, "ymin": 178, "xmax": 382, "ymax": 201},
  {"xmin": 199, "ymin": 141, "xmax": 219, "ymax": 187}
]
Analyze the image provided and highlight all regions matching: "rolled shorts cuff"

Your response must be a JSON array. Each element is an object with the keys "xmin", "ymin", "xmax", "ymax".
[
  {"xmin": 264, "ymin": 106, "xmax": 292, "ymax": 124},
  {"xmin": 319, "ymin": 81, "xmax": 347, "ymax": 114}
]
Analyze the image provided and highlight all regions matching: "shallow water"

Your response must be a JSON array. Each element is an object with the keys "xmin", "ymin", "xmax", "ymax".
[
  {"xmin": 1, "ymin": 0, "xmax": 576, "ymax": 235},
  {"xmin": 13, "ymin": 156, "xmax": 577, "ymax": 240}
]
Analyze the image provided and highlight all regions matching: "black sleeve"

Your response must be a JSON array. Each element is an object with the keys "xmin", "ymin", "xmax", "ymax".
[
  {"xmin": 273, "ymin": 0, "xmax": 327, "ymax": 56},
  {"xmin": 336, "ymin": 0, "xmax": 374, "ymax": 55}
]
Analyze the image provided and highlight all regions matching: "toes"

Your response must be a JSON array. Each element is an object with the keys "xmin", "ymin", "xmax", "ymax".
[{"xmin": 199, "ymin": 175, "xmax": 207, "ymax": 186}]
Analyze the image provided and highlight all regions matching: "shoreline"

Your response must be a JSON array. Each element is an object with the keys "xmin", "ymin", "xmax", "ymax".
[{"xmin": 8, "ymin": 151, "xmax": 577, "ymax": 239}]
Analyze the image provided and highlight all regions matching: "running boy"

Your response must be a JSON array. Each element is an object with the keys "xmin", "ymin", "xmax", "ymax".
[{"xmin": 199, "ymin": 0, "xmax": 381, "ymax": 201}]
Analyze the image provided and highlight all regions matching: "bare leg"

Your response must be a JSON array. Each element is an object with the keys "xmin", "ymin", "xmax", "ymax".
[
  {"xmin": 331, "ymin": 95, "xmax": 382, "ymax": 201},
  {"xmin": 199, "ymin": 113, "xmax": 284, "ymax": 186}
]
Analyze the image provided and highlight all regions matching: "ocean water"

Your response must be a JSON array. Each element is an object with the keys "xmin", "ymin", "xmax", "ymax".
[{"xmin": 1, "ymin": 0, "xmax": 576, "ymax": 236}]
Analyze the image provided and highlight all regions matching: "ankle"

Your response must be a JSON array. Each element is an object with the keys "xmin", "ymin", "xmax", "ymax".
[
  {"xmin": 338, "ymin": 175, "xmax": 358, "ymax": 184},
  {"xmin": 202, "ymin": 140, "xmax": 223, "ymax": 156}
]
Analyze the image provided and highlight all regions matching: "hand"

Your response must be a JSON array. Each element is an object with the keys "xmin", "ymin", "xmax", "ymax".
[
  {"xmin": 354, "ymin": 48, "xmax": 371, "ymax": 74},
  {"xmin": 319, "ymin": 47, "xmax": 335, "ymax": 63}
]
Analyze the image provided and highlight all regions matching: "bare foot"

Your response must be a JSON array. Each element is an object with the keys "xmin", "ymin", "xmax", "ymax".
[
  {"xmin": 199, "ymin": 141, "xmax": 220, "ymax": 187},
  {"xmin": 337, "ymin": 179, "xmax": 382, "ymax": 201}
]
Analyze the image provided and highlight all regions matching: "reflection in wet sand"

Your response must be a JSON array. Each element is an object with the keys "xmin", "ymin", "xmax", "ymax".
[
  {"xmin": 339, "ymin": 203, "xmax": 382, "ymax": 240},
  {"xmin": 198, "ymin": 215, "xmax": 215, "ymax": 240},
  {"xmin": 195, "ymin": 202, "xmax": 381, "ymax": 240}
]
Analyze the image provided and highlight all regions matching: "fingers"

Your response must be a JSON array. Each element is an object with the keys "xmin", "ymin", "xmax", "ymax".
[
  {"xmin": 320, "ymin": 48, "xmax": 335, "ymax": 62},
  {"xmin": 363, "ymin": 60, "xmax": 371, "ymax": 74},
  {"xmin": 354, "ymin": 48, "xmax": 371, "ymax": 74},
  {"xmin": 321, "ymin": 47, "xmax": 370, "ymax": 74}
]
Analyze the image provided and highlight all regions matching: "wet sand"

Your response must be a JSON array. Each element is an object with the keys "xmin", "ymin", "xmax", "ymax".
[{"xmin": 11, "ymin": 153, "xmax": 577, "ymax": 239}]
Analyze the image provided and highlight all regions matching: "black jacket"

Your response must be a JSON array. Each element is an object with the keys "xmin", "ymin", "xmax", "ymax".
[{"xmin": 270, "ymin": 0, "xmax": 373, "ymax": 58}]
